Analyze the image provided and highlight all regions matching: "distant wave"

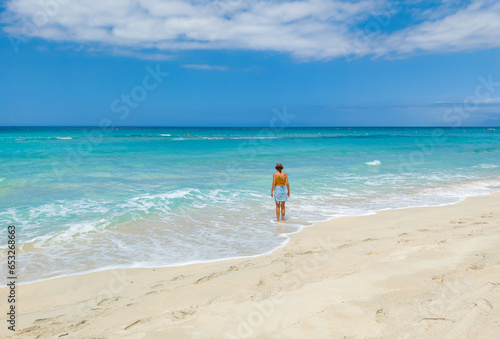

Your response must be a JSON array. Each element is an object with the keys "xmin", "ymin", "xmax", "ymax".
[
  {"xmin": 165, "ymin": 135, "xmax": 413, "ymax": 141},
  {"xmin": 170, "ymin": 136, "xmax": 281, "ymax": 141},
  {"xmin": 228, "ymin": 136, "xmax": 279, "ymax": 140},
  {"xmin": 56, "ymin": 137, "xmax": 72, "ymax": 140},
  {"xmin": 365, "ymin": 160, "xmax": 381, "ymax": 166},
  {"xmin": 159, "ymin": 134, "xmax": 171, "ymax": 137},
  {"xmin": 476, "ymin": 164, "xmax": 498, "ymax": 169}
]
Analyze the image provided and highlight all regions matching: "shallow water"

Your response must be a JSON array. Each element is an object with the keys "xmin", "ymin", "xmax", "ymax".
[{"xmin": 1, "ymin": 127, "xmax": 499, "ymax": 283}]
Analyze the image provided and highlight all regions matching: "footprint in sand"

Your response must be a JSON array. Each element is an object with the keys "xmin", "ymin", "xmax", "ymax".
[
  {"xmin": 195, "ymin": 272, "xmax": 221, "ymax": 284},
  {"xmin": 72, "ymin": 320, "xmax": 87, "ymax": 328},
  {"xmin": 432, "ymin": 275, "xmax": 444, "ymax": 284},
  {"xmin": 467, "ymin": 263, "xmax": 485, "ymax": 271},
  {"xmin": 375, "ymin": 308, "xmax": 388, "ymax": 323},
  {"xmin": 97, "ymin": 297, "xmax": 120, "ymax": 306},
  {"xmin": 474, "ymin": 298, "xmax": 493, "ymax": 312},
  {"xmin": 338, "ymin": 243, "xmax": 351, "ymax": 249},
  {"xmin": 33, "ymin": 318, "xmax": 51, "ymax": 324},
  {"xmin": 19, "ymin": 325, "xmax": 41, "ymax": 334},
  {"xmin": 467, "ymin": 256, "xmax": 486, "ymax": 271},
  {"xmin": 124, "ymin": 318, "xmax": 151, "ymax": 330},
  {"xmin": 167, "ymin": 307, "xmax": 197, "ymax": 321}
]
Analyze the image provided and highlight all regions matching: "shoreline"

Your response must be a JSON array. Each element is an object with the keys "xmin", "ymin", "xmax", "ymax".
[
  {"xmin": 2, "ymin": 191, "xmax": 500, "ymax": 338},
  {"xmin": 6, "ymin": 180, "xmax": 498, "ymax": 287}
]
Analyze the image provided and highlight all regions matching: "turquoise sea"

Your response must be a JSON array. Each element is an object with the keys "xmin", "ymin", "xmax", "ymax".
[{"xmin": 1, "ymin": 127, "xmax": 500, "ymax": 284}]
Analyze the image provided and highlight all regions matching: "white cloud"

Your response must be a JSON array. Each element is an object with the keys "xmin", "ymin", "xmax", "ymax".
[
  {"xmin": 2, "ymin": 0, "xmax": 500, "ymax": 61},
  {"xmin": 372, "ymin": 0, "xmax": 500, "ymax": 56},
  {"xmin": 183, "ymin": 64, "xmax": 229, "ymax": 70},
  {"xmin": 473, "ymin": 97, "xmax": 500, "ymax": 104},
  {"xmin": 0, "ymin": 0, "xmax": 384, "ymax": 60}
]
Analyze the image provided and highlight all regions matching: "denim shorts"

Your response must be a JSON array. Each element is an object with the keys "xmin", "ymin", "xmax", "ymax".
[{"xmin": 274, "ymin": 186, "xmax": 288, "ymax": 202}]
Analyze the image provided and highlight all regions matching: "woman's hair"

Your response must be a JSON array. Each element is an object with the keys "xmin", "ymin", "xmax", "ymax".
[{"xmin": 275, "ymin": 163, "xmax": 283, "ymax": 172}]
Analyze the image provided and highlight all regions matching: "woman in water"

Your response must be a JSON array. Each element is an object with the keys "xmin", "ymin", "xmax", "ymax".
[{"xmin": 271, "ymin": 163, "xmax": 290, "ymax": 222}]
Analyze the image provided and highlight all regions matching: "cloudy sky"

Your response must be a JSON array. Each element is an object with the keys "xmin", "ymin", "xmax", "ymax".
[{"xmin": 1, "ymin": 0, "xmax": 500, "ymax": 126}]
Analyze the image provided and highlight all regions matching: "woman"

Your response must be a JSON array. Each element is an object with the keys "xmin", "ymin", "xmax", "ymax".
[{"xmin": 271, "ymin": 163, "xmax": 290, "ymax": 222}]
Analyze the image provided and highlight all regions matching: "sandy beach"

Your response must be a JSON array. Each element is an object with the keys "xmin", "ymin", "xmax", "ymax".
[{"xmin": 2, "ymin": 192, "xmax": 500, "ymax": 338}]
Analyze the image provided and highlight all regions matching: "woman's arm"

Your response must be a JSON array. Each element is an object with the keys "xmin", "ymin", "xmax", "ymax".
[
  {"xmin": 271, "ymin": 174, "xmax": 276, "ymax": 197},
  {"xmin": 286, "ymin": 174, "xmax": 290, "ymax": 197}
]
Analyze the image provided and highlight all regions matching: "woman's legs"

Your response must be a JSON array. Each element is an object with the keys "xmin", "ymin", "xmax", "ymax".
[
  {"xmin": 275, "ymin": 201, "xmax": 281, "ymax": 221},
  {"xmin": 280, "ymin": 202, "xmax": 286, "ymax": 221}
]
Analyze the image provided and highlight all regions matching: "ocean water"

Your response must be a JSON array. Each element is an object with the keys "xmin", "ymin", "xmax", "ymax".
[{"xmin": 1, "ymin": 126, "xmax": 499, "ymax": 284}]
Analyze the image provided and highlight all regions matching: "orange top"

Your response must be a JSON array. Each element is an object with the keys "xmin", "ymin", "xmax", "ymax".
[{"xmin": 275, "ymin": 173, "xmax": 286, "ymax": 186}]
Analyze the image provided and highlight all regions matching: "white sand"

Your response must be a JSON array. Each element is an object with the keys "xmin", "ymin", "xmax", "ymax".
[{"xmin": 1, "ymin": 192, "xmax": 500, "ymax": 338}]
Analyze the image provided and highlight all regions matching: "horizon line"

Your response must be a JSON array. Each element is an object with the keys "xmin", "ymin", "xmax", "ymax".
[{"xmin": 1, "ymin": 125, "xmax": 499, "ymax": 129}]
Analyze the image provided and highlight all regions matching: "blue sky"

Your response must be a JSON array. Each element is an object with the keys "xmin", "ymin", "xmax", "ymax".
[{"xmin": 1, "ymin": 0, "xmax": 500, "ymax": 126}]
